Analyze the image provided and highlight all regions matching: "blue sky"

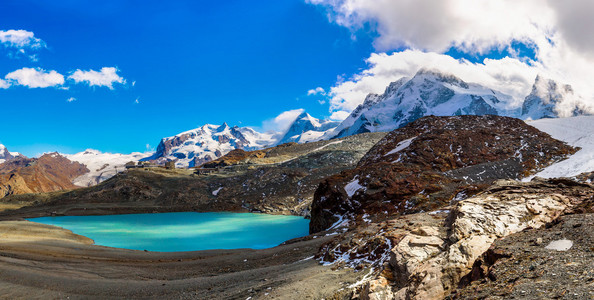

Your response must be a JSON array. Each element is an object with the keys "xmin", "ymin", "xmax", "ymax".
[
  {"xmin": 0, "ymin": 0, "xmax": 375, "ymax": 156},
  {"xmin": 2, "ymin": 0, "xmax": 592, "ymax": 156}
]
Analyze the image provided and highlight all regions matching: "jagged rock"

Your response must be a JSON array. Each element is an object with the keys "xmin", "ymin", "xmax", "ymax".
[{"xmin": 521, "ymin": 75, "xmax": 585, "ymax": 119}]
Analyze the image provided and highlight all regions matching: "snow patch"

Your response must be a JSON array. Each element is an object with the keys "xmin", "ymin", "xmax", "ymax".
[
  {"xmin": 64, "ymin": 149, "xmax": 152, "ymax": 187},
  {"xmin": 525, "ymin": 116, "xmax": 594, "ymax": 179},
  {"xmin": 384, "ymin": 137, "xmax": 416, "ymax": 156},
  {"xmin": 345, "ymin": 177, "xmax": 365, "ymax": 198},
  {"xmin": 212, "ymin": 187, "xmax": 223, "ymax": 196}
]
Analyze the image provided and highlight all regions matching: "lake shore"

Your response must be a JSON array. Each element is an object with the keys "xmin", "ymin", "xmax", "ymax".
[{"xmin": 0, "ymin": 220, "xmax": 362, "ymax": 299}]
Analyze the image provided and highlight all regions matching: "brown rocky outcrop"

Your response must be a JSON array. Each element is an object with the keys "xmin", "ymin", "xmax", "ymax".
[
  {"xmin": 310, "ymin": 115, "xmax": 577, "ymax": 233},
  {"xmin": 201, "ymin": 148, "xmax": 267, "ymax": 168},
  {"xmin": 0, "ymin": 153, "xmax": 89, "ymax": 198}
]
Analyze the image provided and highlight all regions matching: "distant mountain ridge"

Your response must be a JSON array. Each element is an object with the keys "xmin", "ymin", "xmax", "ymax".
[
  {"xmin": 3, "ymin": 69, "xmax": 586, "ymax": 175},
  {"xmin": 322, "ymin": 69, "xmax": 585, "ymax": 139},
  {"xmin": 144, "ymin": 123, "xmax": 276, "ymax": 168},
  {"xmin": 277, "ymin": 112, "xmax": 339, "ymax": 144},
  {"xmin": 143, "ymin": 69, "xmax": 587, "ymax": 168}
]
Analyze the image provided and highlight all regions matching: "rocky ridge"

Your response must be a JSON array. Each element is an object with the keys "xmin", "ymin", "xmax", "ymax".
[{"xmin": 310, "ymin": 115, "xmax": 577, "ymax": 233}]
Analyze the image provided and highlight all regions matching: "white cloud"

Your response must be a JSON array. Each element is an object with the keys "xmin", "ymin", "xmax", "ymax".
[
  {"xmin": 134, "ymin": 98, "xmax": 140, "ymax": 104},
  {"xmin": 262, "ymin": 109, "xmax": 305, "ymax": 133},
  {"xmin": 0, "ymin": 29, "xmax": 45, "ymax": 49},
  {"xmin": 307, "ymin": 87, "xmax": 326, "ymax": 95},
  {"xmin": 307, "ymin": 0, "xmax": 554, "ymax": 53},
  {"xmin": 329, "ymin": 110, "xmax": 350, "ymax": 121},
  {"xmin": 308, "ymin": 0, "xmax": 594, "ymax": 118},
  {"xmin": 69, "ymin": 67, "xmax": 125, "ymax": 89},
  {"xmin": 5, "ymin": 68, "xmax": 64, "ymax": 88},
  {"xmin": 0, "ymin": 79, "xmax": 9, "ymax": 89},
  {"xmin": 548, "ymin": 0, "xmax": 594, "ymax": 59},
  {"xmin": 67, "ymin": 97, "xmax": 76, "ymax": 102},
  {"xmin": 0, "ymin": 29, "xmax": 46, "ymax": 60}
]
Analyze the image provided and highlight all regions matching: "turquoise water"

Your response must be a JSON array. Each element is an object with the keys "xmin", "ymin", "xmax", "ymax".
[{"xmin": 27, "ymin": 212, "xmax": 310, "ymax": 252}]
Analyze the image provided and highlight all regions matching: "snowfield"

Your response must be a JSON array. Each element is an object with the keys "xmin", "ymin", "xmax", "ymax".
[
  {"xmin": 64, "ymin": 149, "xmax": 152, "ymax": 187},
  {"xmin": 526, "ymin": 116, "xmax": 594, "ymax": 179}
]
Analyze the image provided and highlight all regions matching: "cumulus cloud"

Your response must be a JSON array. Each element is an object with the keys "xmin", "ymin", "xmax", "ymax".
[
  {"xmin": 5, "ymin": 68, "xmax": 64, "ymax": 88},
  {"xmin": 308, "ymin": 0, "xmax": 594, "ymax": 117},
  {"xmin": 0, "ymin": 29, "xmax": 45, "ymax": 48},
  {"xmin": 67, "ymin": 97, "xmax": 76, "ymax": 102},
  {"xmin": 0, "ymin": 29, "xmax": 46, "ymax": 60},
  {"xmin": 307, "ymin": 0, "xmax": 554, "ymax": 53},
  {"xmin": 0, "ymin": 79, "xmax": 9, "ymax": 89},
  {"xmin": 548, "ymin": 0, "xmax": 594, "ymax": 59},
  {"xmin": 262, "ymin": 108, "xmax": 305, "ymax": 133},
  {"xmin": 68, "ymin": 67, "xmax": 126, "ymax": 89},
  {"xmin": 307, "ymin": 87, "xmax": 326, "ymax": 95}
]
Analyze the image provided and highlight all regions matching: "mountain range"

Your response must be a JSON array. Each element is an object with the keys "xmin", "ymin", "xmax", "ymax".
[
  {"xmin": 0, "ymin": 69, "xmax": 588, "ymax": 188},
  {"xmin": 141, "ymin": 69, "xmax": 586, "ymax": 168}
]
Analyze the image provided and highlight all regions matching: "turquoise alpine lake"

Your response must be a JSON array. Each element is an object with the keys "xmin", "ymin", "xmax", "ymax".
[{"xmin": 27, "ymin": 212, "xmax": 310, "ymax": 252}]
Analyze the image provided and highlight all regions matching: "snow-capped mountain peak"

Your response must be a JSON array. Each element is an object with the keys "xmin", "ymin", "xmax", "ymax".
[
  {"xmin": 521, "ymin": 75, "xmax": 580, "ymax": 119},
  {"xmin": 325, "ymin": 68, "xmax": 520, "ymax": 139},
  {"xmin": 0, "ymin": 144, "xmax": 23, "ymax": 164},
  {"xmin": 147, "ymin": 123, "xmax": 275, "ymax": 168},
  {"xmin": 277, "ymin": 111, "xmax": 339, "ymax": 144}
]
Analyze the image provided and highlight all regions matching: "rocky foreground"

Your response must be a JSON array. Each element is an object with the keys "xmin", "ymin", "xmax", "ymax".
[
  {"xmin": 0, "ymin": 115, "xmax": 592, "ymax": 299},
  {"xmin": 324, "ymin": 178, "xmax": 594, "ymax": 299}
]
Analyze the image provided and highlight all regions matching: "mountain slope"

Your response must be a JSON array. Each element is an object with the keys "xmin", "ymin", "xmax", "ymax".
[
  {"xmin": 310, "ymin": 115, "xmax": 577, "ymax": 232},
  {"xmin": 0, "ymin": 153, "xmax": 89, "ymax": 199},
  {"xmin": 1, "ymin": 132, "xmax": 386, "ymax": 217}
]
